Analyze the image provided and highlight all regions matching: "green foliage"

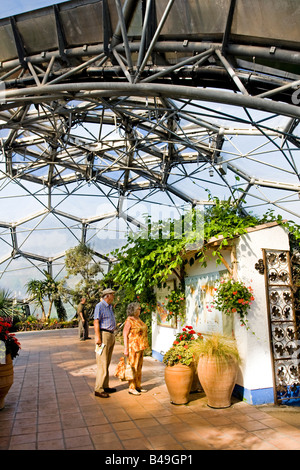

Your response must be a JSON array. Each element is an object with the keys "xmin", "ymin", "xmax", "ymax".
[
  {"xmin": 26, "ymin": 271, "xmax": 66, "ymax": 320},
  {"xmin": 64, "ymin": 243, "xmax": 104, "ymax": 314},
  {"xmin": 54, "ymin": 297, "xmax": 67, "ymax": 322},
  {"xmin": 0, "ymin": 289, "xmax": 14, "ymax": 318},
  {"xmin": 14, "ymin": 317, "xmax": 78, "ymax": 331},
  {"xmin": 105, "ymin": 206, "xmax": 203, "ymax": 296},
  {"xmin": 106, "ymin": 235, "xmax": 186, "ymax": 295},
  {"xmin": 163, "ymin": 342, "xmax": 195, "ymax": 367}
]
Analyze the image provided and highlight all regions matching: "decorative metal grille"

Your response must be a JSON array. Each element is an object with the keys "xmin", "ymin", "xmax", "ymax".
[{"xmin": 264, "ymin": 249, "xmax": 300, "ymax": 405}]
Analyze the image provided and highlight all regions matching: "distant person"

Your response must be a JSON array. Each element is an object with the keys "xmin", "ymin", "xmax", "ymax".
[
  {"xmin": 94, "ymin": 288, "xmax": 116, "ymax": 398},
  {"xmin": 77, "ymin": 297, "xmax": 90, "ymax": 341},
  {"xmin": 123, "ymin": 302, "xmax": 149, "ymax": 395}
]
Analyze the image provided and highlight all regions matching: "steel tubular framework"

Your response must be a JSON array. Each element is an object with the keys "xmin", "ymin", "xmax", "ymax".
[{"xmin": 0, "ymin": 0, "xmax": 299, "ymax": 293}]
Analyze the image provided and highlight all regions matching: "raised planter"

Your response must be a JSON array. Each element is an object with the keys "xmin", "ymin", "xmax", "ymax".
[{"xmin": 0, "ymin": 354, "xmax": 14, "ymax": 410}]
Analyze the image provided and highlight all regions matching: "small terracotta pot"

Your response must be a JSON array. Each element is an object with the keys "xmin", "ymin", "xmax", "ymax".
[
  {"xmin": 197, "ymin": 356, "xmax": 238, "ymax": 408},
  {"xmin": 164, "ymin": 363, "xmax": 193, "ymax": 405},
  {"xmin": 0, "ymin": 354, "xmax": 14, "ymax": 410}
]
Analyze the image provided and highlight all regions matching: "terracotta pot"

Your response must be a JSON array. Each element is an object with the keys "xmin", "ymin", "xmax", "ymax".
[
  {"xmin": 190, "ymin": 362, "xmax": 203, "ymax": 393},
  {"xmin": 164, "ymin": 363, "xmax": 193, "ymax": 405},
  {"xmin": 197, "ymin": 356, "xmax": 238, "ymax": 408},
  {"xmin": 0, "ymin": 354, "xmax": 14, "ymax": 410}
]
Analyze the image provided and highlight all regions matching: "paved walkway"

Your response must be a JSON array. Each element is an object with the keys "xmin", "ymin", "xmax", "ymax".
[{"xmin": 1, "ymin": 328, "xmax": 300, "ymax": 451}]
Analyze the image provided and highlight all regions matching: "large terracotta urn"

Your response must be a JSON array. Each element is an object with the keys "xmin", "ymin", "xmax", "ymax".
[
  {"xmin": 197, "ymin": 356, "xmax": 238, "ymax": 408},
  {"xmin": 0, "ymin": 354, "xmax": 14, "ymax": 410},
  {"xmin": 164, "ymin": 363, "xmax": 193, "ymax": 405}
]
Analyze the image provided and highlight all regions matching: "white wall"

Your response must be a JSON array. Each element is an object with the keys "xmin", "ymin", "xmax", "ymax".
[{"xmin": 152, "ymin": 224, "xmax": 290, "ymax": 402}]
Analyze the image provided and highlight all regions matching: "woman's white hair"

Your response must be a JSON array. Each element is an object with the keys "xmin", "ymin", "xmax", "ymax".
[{"xmin": 126, "ymin": 302, "xmax": 140, "ymax": 316}]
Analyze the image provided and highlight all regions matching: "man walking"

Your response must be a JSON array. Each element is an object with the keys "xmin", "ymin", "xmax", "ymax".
[
  {"xmin": 94, "ymin": 288, "xmax": 117, "ymax": 398},
  {"xmin": 77, "ymin": 297, "xmax": 90, "ymax": 341}
]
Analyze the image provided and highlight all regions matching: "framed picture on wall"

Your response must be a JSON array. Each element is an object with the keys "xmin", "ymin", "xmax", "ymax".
[
  {"xmin": 156, "ymin": 280, "xmax": 177, "ymax": 328},
  {"xmin": 185, "ymin": 270, "xmax": 232, "ymax": 335}
]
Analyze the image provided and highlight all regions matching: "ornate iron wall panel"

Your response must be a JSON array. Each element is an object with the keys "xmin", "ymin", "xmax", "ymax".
[{"xmin": 264, "ymin": 249, "xmax": 300, "ymax": 405}]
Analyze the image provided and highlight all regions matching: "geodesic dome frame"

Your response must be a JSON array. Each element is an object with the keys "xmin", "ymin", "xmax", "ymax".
[{"xmin": 0, "ymin": 0, "xmax": 299, "ymax": 297}]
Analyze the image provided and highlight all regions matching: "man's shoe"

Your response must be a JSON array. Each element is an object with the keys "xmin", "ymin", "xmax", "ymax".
[
  {"xmin": 104, "ymin": 387, "xmax": 117, "ymax": 393},
  {"xmin": 136, "ymin": 388, "xmax": 147, "ymax": 393},
  {"xmin": 95, "ymin": 391, "xmax": 109, "ymax": 398}
]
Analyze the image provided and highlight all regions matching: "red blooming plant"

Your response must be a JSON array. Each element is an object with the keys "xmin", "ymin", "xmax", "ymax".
[
  {"xmin": 0, "ymin": 317, "xmax": 21, "ymax": 360},
  {"xmin": 173, "ymin": 325, "xmax": 203, "ymax": 344},
  {"xmin": 163, "ymin": 325, "xmax": 203, "ymax": 366},
  {"xmin": 212, "ymin": 278, "xmax": 255, "ymax": 329}
]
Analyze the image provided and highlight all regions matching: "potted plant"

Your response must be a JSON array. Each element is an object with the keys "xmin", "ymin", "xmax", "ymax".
[
  {"xmin": 197, "ymin": 333, "xmax": 241, "ymax": 408},
  {"xmin": 163, "ymin": 326, "xmax": 203, "ymax": 404},
  {"xmin": 163, "ymin": 341, "xmax": 194, "ymax": 405},
  {"xmin": 212, "ymin": 277, "xmax": 255, "ymax": 329},
  {"xmin": 173, "ymin": 325, "xmax": 203, "ymax": 393},
  {"xmin": 0, "ymin": 317, "xmax": 21, "ymax": 410}
]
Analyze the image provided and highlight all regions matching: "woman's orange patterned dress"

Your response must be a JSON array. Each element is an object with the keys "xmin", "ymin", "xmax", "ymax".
[{"xmin": 125, "ymin": 316, "xmax": 149, "ymax": 390}]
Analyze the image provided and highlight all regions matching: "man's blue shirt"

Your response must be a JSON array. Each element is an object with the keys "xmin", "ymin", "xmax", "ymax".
[{"xmin": 94, "ymin": 299, "xmax": 116, "ymax": 332}]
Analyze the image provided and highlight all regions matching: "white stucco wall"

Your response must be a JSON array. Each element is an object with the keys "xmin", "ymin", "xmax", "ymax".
[
  {"xmin": 234, "ymin": 224, "xmax": 290, "ymax": 392},
  {"xmin": 152, "ymin": 223, "xmax": 290, "ymax": 402}
]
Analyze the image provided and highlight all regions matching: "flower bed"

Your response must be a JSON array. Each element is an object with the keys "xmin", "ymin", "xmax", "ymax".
[{"xmin": 14, "ymin": 318, "xmax": 79, "ymax": 331}]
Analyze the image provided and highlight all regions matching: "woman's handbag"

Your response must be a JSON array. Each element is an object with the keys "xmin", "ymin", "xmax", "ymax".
[
  {"xmin": 114, "ymin": 357, "xmax": 134, "ymax": 381},
  {"xmin": 124, "ymin": 359, "xmax": 134, "ymax": 381}
]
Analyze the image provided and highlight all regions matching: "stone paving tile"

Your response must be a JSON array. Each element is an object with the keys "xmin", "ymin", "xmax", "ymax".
[{"xmin": 1, "ymin": 328, "xmax": 300, "ymax": 452}]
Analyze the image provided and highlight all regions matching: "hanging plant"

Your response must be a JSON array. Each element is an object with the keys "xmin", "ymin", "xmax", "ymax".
[
  {"xmin": 165, "ymin": 288, "xmax": 186, "ymax": 324},
  {"xmin": 211, "ymin": 277, "xmax": 255, "ymax": 329}
]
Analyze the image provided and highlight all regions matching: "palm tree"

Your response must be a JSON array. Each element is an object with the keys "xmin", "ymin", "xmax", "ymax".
[
  {"xmin": 26, "ymin": 279, "xmax": 47, "ymax": 320},
  {"xmin": 0, "ymin": 288, "xmax": 14, "ymax": 318},
  {"xmin": 26, "ymin": 272, "xmax": 67, "ymax": 321}
]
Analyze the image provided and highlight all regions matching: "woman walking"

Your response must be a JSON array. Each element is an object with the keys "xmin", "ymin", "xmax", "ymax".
[{"xmin": 123, "ymin": 302, "xmax": 149, "ymax": 395}]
